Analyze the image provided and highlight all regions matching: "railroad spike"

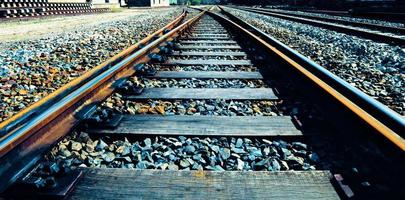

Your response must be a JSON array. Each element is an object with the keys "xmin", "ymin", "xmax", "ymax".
[
  {"xmin": 333, "ymin": 174, "xmax": 355, "ymax": 199},
  {"xmin": 80, "ymin": 108, "xmax": 123, "ymax": 129},
  {"xmin": 152, "ymin": 35, "xmax": 160, "ymax": 42},
  {"xmin": 148, "ymin": 53, "xmax": 166, "ymax": 63},
  {"xmin": 44, "ymin": 177, "xmax": 57, "ymax": 189},
  {"xmin": 23, "ymin": 176, "xmax": 46, "ymax": 189},
  {"xmin": 117, "ymin": 85, "xmax": 144, "ymax": 95},
  {"xmin": 134, "ymin": 63, "xmax": 157, "ymax": 76},
  {"xmin": 3, "ymin": 161, "xmax": 82, "ymax": 198},
  {"xmin": 137, "ymin": 43, "xmax": 146, "ymax": 50},
  {"xmin": 165, "ymin": 41, "xmax": 174, "ymax": 48},
  {"xmin": 159, "ymin": 46, "xmax": 172, "ymax": 55}
]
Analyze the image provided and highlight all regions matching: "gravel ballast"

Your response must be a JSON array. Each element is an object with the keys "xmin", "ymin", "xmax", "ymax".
[
  {"xmin": 101, "ymin": 93, "xmax": 283, "ymax": 116},
  {"xmin": 127, "ymin": 77, "xmax": 269, "ymax": 89},
  {"xmin": 224, "ymin": 7, "xmax": 405, "ymax": 115},
  {"xmin": 47, "ymin": 132, "xmax": 318, "ymax": 171},
  {"xmin": 0, "ymin": 8, "xmax": 184, "ymax": 122}
]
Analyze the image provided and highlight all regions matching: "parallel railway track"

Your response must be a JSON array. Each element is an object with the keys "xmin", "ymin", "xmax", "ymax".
[
  {"xmin": 238, "ymin": 7, "xmax": 405, "ymax": 35},
  {"xmin": 293, "ymin": 8, "xmax": 405, "ymax": 23},
  {"xmin": 228, "ymin": 6, "xmax": 405, "ymax": 45},
  {"xmin": 0, "ymin": 7, "xmax": 404, "ymax": 199}
]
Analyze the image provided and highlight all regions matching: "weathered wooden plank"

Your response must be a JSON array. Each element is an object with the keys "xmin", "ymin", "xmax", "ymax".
[
  {"xmin": 193, "ymin": 27, "xmax": 226, "ymax": 29},
  {"xmin": 193, "ymin": 28, "xmax": 226, "ymax": 30},
  {"xmin": 180, "ymin": 40, "xmax": 237, "ymax": 44},
  {"xmin": 192, "ymin": 33, "xmax": 229, "ymax": 35},
  {"xmin": 149, "ymin": 71, "xmax": 263, "ymax": 79},
  {"xmin": 85, "ymin": 115, "xmax": 301, "ymax": 136},
  {"xmin": 182, "ymin": 37, "xmax": 232, "ymax": 40},
  {"xmin": 195, "ymin": 26, "xmax": 223, "ymax": 28},
  {"xmin": 191, "ymin": 31, "xmax": 228, "ymax": 33},
  {"xmin": 170, "ymin": 51, "xmax": 247, "ymax": 57},
  {"xmin": 191, "ymin": 34, "xmax": 230, "ymax": 37},
  {"xmin": 68, "ymin": 169, "xmax": 340, "ymax": 200},
  {"xmin": 163, "ymin": 59, "xmax": 252, "ymax": 66},
  {"xmin": 175, "ymin": 45, "xmax": 242, "ymax": 50},
  {"xmin": 123, "ymin": 88, "xmax": 277, "ymax": 100},
  {"xmin": 192, "ymin": 31, "xmax": 228, "ymax": 33}
]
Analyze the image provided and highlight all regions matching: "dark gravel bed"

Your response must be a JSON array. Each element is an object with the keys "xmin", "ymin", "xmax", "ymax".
[
  {"xmin": 127, "ymin": 77, "xmax": 269, "ymax": 88},
  {"xmin": 0, "ymin": 8, "xmax": 183, "ymax": 123},
  {"xmin": 177, "ymin": 43, "xmax": 236, "ymax": 46},
  {"xmin": 224, "ymin": 7, "xmax": 405, "ymax": 115},
  {"xmin": 168, "ymin": 55, "xmax": 248, "ymax": 60},
  {"xmin": 47, "ymin": 132, "xmax": 318, "ymax": 171},
  {"xmin": 101, "ymin": 94, "xmax": 282, "ymax": 116},
  {"xmin": 154, "ymin": 64, "xmax": 258, "ymax": 72},
  {"xmin": 176, "ymin": 49, "xmax": 242, "ymax": 52}
]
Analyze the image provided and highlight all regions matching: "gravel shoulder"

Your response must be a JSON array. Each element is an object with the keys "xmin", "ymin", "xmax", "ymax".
[
  {"xmin": 0, "ymin": 7, "xmax": 184, "ymax": 122},
  {"xmin": 224, "ymin": 7, "xmax": 405, "ymax": 115},
  {"xmin": 0, "ymin": 8, "xmax": 177, "ymax": 43}
]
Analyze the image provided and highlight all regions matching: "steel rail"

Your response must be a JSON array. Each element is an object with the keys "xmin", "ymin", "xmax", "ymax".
[
  {"xmin": 0, "ymin": 10, "xmax": 206, "ymax": 192},
  {"xmin": 240, "ymin": 7, "xmax": 405, "ymax": 35},
  {"xmin": 212, "ymin": 7, "xmax": 405, "ymax": 151},
  {"xmin": 301, "ymin": 9, "xmax": 349, "ymax": 16},
  {"xmin": 227, "ymin": 6, "xmax": 405, "ymax": 45},
  {"xmin": 0, "ymin": 10, "xmax": 186, "ymax": 137},
  {"xmin": 296, "ymin": 9, "xmax": 405, "ymax": 21}
]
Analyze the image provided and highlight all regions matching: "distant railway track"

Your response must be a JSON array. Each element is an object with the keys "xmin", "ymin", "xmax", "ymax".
[
  {"xmin": 229, "ymin": 6, "xmax": 405, "ymax": 45},
  {"xmin": 298, "ymin": 9, "xmax": 405, "ymax": 23},
  {"xmin": 239, "ymin": 7, "xmax": 405, "ymax": 35},
  {"xmin": 0, "ymin": 6, "xmax": 404, "ymax": 199}
]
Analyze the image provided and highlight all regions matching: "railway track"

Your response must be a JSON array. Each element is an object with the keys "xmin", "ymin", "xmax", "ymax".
[
  {"xmin": 228, "ymin": 6, "xmax": 405, "ymax": 45},
  {"xmin": 0, "ymin": 7, "xmax": 404, "ymax": 199},
  {"xmin": 294, "ymin": 9, "xmax": 405, "ymax": 23},
  {"xmin": 239, "ymin": 7, "xmax": 405, "ymax": 35}
]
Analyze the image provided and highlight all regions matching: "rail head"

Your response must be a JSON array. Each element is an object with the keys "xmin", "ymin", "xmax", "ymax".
[{"xmin": 213, "ymin": 6, "xmax": 405, "ymax": 151}]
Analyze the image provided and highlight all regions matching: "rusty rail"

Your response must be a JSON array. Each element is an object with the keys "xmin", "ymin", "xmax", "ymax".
[
  {"xmin": 0, "ymin": 9, "xmax": 206, "ymax": 192},
  {"xmin": 0, "ymin": 10, "xmax": 186, "ymax": 137},
  {"xmin": 0, "ymin": 12, "xmax": 186, "ymax": 137}
]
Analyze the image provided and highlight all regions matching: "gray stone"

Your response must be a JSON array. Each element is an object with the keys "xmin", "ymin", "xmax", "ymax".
[
  {"xmin": 309, "ymin": 153, "xmax": 320, "ymax": 163},
  {"xmin": 219, "ymin": 148, "xmax": 231, "ymax": 160},
  {"xmin": 235, "ymin": 138, "xmax": 243, "ymax": 148},
  {"xmin": 168, "ymin": 163, "xmax": 179, "ymax": 170},
  {"xmin": 136, "ymin": 161, "xmax": 148, "ymax": 169},
  {"xmin": 232, "ymin": 147, "xmax": 246, "ymax": 154},
  {"xmin": 271, "ymin": 159, "xmax": 281, "ymax": 171},
  {"xmin": 207, "ymin": 165, "xmax": 225, "ymax": 171},
  {"xmin": 236, "ymin": 158, "xmax": 244, "ymax": 170},
  {"xmin": 144, "ymin": 138, "xmax": 152, "ymax": 147},
  {"xmin": 206, "ymin": 105, "xmax": 215, "ymax": 111},
  {"xmin": 103, "ymin": 152, "xmax": 115, "ymax": 163},
  {"xmin": 210, "ymin": 145, "xmax": 220, "ymax": 153},
  {"xmin": 180, "ymin": 159, "xmax": 190, "ymax": 168},
  {"xmin": 96, "ymin": 139, "xmax": 108, "ymax": 151},
  {"xmin": 71, "ymin": 142, "xmax": 83, "ymax": 151},
  {"xmin": 292, "ymin": 142, "xmax": 307, "ymax": 150},
  {"xmin": 184, "ymin": 145, "xmax": 196, "ymax": 154}
]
